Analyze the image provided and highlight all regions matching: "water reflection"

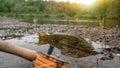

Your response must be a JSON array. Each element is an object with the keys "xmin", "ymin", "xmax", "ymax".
[{"xmin": 24, "ymin": 18, "xmax": 120, "ymax": 28}]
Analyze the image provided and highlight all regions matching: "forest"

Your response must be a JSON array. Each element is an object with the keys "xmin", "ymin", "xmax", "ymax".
[{"xmin": 0, "ymin": 0, "xmax": 120, "ymax": 20}]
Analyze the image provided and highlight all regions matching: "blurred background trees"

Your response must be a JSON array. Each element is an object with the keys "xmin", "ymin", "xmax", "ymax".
[{"xmin": 0, "ymin": 0, "xmax": 119, "ymax": 20}]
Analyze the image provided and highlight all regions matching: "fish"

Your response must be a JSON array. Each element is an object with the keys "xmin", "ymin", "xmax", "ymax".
[{"xmin": 38, "ymin": 32, "xmax": 94, "ymax": 58}]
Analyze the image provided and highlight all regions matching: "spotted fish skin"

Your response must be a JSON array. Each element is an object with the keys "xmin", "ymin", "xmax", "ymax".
[{"xmin": 39, "ymin": 32, "xmax": 94, "ymax": 51}]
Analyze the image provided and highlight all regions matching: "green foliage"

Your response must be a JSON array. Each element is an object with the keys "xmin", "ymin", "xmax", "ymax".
[
  {"xmin": 56, "ymin": 13, "xmax": 69, "ymax": 19},
  {"xmin": 107, "ymin": 0, "xmax": 120, "ymax": 19},
  {"xmin": 0, "ymin": 0, "xmax": 15, "ymax": 12},
  {"xmin": 93, "ymin": 0, "xmax": 120, "ymax": 19}
]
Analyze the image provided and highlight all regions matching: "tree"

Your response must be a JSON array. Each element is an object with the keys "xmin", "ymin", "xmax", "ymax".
[
  {"xmin": 0, "ymin": 0, "xmax": 15, "ymax": 12},
  {"xmin": 107, "ymin": 0, "xmax": 120, "ymax": 19}
]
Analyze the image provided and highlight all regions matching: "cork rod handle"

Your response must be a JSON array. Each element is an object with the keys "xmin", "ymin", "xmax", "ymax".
[{"xmin": 0, "ymin": 40, "xmax": 37, "ymax": 61}]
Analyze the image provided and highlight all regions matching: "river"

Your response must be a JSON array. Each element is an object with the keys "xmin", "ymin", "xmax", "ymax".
[{"xmin": 0, "ymin": 18, "xmax": 120, "ymax": 68}]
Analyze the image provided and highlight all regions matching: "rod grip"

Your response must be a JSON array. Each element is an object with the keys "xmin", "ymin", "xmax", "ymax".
[{"xmin": 0, "ymin": 40, "xmax": 37, "ymax": 61}]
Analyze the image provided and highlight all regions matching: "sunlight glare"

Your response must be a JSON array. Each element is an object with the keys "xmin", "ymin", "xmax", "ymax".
[
  {"xmin": 78, "ymin": 0, "xmax": 96, "ymax": 5},
  {"xmin": 52, "ymin": 0, "xmax": 96, "ymax": 5}
]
